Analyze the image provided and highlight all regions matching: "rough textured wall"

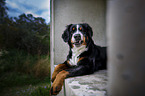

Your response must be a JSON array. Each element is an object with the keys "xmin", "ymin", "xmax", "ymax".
[{"xmin": 53, "ymin": 0, "xmax": 106, "ymax": 64}]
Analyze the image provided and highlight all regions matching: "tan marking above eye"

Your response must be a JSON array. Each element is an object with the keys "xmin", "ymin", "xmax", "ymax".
[
  {"xmin": 79, "ymin": 27, "xmax": 82, "ymax": 31},
  {"xmin": 72, "ymin": 27, "xmax": 75, "ymax": 31}
]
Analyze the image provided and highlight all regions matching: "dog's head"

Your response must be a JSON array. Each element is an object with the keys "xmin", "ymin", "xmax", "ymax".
[{"xmin": 62, "ymin": 23, "xmax": 93, "ymax": 47}]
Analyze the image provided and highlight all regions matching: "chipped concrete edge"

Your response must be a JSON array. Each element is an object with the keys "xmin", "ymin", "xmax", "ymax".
[{"xmin": 64, "ymin": 70, "xmax": 108, "ymax": 96}]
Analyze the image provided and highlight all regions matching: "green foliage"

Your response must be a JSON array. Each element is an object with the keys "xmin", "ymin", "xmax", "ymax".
[
  {"xmin": 30, "ymin": 85, "xmax": 50, "ymax": 96},
  {"xmin": 0, "ymin": 49, "xmax": 50, "ymax": 78},
  {"xmin": 0, "ymin": 0, "xmax": 51, "ymax": 95},
  {"xmin": 0, "ymin": 0, "xmax": 50, "ymax": 55},
  {"xmin": 14, "ymin": 84, "xmax": 50, "ymax": 96},
  {"xmin": 0, "ymin": 75, "xmax": 51, "ymax": 96},
  {"xmin": 0, "ymin": 49, "xmax": 50, "ymax": 95},
  {"xmin": 0, "ymin": 14, "xmax": 50, "ymax": 54},
  {"xmin": 0, "ymin": 72, "xmax": 41, "ymax": 89},
  {"xmin": 0, "ymin": 0, "xmax": 8, "ymax": 23}
]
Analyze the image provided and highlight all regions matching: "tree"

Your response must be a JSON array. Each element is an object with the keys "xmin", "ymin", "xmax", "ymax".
[
  {"xmin": 0, "ymin": 0, "xmax": 8, "ymax": 23},
  {"xmin": 13, "ymin": 13, "xmax": 50, "ymax": 54},
  {"xmin": 0, "ymin": 4, "xmax": 50, "ymax": 55}
]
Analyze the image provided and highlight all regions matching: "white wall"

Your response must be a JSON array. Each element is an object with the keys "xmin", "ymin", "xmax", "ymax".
[{"xmin": 51, "ymin": 0, "xmax": 107, "ymax": 65}]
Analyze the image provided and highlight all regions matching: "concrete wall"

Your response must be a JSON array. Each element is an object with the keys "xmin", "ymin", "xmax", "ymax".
[
  {"xmin": 107, "ymin": 0, "xmax": 145, "ymax": 96},
  {"xmin": 51, "ymin": 0, "xmax": 107, "ymax": 65}
]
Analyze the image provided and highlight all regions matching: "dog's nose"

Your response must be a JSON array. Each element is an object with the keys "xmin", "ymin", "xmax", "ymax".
[{"xmin": 74, "ymin": 34, "xmax": 81, "ymax": 41}]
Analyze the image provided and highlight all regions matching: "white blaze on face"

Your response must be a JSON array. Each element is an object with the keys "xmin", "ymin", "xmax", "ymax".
[
  {"xmin": 69, "ymin": 24, "xmax": 88, "ymax": 66},
  {"xmin": 71, "ymin": 25, "xmax": 84, "ymax": 43}
]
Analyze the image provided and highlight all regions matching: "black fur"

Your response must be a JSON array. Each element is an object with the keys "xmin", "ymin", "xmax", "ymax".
[{"xmin": 62, "ymin": 23, "xmax": 107, "ymax": 77}]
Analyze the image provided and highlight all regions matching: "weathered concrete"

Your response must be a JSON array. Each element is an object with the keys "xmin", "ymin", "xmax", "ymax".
[
  {"xmin": 107, "ymin": 0, "xmax": 145, "ymax": 96},
  {"xmin": 65, "ymin": 70, "xmax": 107, "ymax": 96}
]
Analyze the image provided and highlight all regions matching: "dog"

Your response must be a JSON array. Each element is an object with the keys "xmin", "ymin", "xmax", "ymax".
[{"xmin": 50, "ymin": 23, "xmax": 107, "ymax": 95}]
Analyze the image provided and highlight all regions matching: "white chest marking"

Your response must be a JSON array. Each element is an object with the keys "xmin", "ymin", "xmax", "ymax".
[{"xmin": 69, "ymin": 45, "xmax": 88, "ymax": 66}]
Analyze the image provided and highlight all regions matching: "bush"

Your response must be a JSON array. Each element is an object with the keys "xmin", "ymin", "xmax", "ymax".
[
  {"xmin": 0, "ymin": 14, "xmax": 50, "ymax": 55},
  {"xmin": 33, "ymin": 56, "xmax": 50, "ymax": 78},
  {"xmin": 0, "ymin": 49, "xmax": 50, "ymax": 77},
  {"xmin": 0, "ymin": 49, "xmax": 50, "ymax": 93}
]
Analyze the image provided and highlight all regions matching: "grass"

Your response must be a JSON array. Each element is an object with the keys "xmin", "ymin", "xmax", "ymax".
[
  {"xmin": 0, "ymin": 49, "xmax": 51, "ymax": 96},
  {"xmin": 1, "ymin": 77, "xmax": 51, "ymax": 96}
]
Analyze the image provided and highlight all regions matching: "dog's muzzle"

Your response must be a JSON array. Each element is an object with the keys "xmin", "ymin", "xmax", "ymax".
[
  {"xmin": 74, "ymin": 34, "xmax": 81, "ymax": 41},
  {"xmin": 73, "ymin": 34, "xmax": 83, "ymax": 47}
]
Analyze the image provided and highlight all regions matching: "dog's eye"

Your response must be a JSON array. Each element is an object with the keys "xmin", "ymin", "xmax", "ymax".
[{"xmin": 79, "ymin": 27, "xmax": 82, "ymax": 31}]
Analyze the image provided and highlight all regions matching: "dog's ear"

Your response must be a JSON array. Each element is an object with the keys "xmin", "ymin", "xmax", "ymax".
[
  {"xmin": 62, "ymin": 24, "xmax": 72, "ymax": 42},
  {"xmin": 83, "ymin": 23, "xmax": 93, "ymax": 37},
  {"xmin": 82, "ymin": 23, "xmax": 94, "ymax": 47}
]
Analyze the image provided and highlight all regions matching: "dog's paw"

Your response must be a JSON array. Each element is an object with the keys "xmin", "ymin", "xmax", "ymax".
[
  {"xmin": 50, "ymin": 70, "xmax": 69, "ymax": 95},
  {"xmin": 50, "ymin": 86, "xmax": 61, "ymax": 95}
]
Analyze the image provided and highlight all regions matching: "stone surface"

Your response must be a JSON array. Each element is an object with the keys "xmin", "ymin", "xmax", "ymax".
[{"xmin": 64, "ymin": 70, "xmax": 107, "ymax": 96}]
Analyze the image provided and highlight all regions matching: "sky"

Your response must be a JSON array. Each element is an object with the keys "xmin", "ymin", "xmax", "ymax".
[{"xmin": 6, "ymin": 0, "xmax": 50, "ymax": 23}]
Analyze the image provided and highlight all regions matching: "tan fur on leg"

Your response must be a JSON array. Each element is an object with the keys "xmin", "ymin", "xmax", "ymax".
[
  {"xmin": 51, "ymin": 64, "xmax": 68, "ymax": 82},
  {"xmin": 50, "ymin": 70, "xmax": 69, "ymax": 95}
]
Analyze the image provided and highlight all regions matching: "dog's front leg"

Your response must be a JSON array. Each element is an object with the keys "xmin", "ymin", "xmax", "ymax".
[
  {"xmin": 50, "ymin": 70, "xmax": 69, "ymax": 95},
  {"xmin": 50, "ymin": 65, "xmax": 91, "ymax": 95},
  {"xmin": 51, "ymin": 63, "xmax": 68, "ymax": 82}
]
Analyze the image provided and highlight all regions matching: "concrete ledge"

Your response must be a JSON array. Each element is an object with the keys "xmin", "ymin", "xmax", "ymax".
[{"xmin": 64, "ymin": 70, "xmax": 107, "ymax": 96}]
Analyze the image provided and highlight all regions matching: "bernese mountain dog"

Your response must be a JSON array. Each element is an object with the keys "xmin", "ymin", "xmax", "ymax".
[{"xmin": 50, "ymin": 23, "xmax": 107, "ymax": 95}]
